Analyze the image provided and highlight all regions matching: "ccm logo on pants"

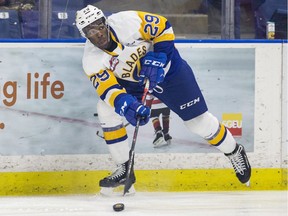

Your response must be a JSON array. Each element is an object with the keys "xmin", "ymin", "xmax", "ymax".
[{"xmin": 180, "ymin": 97, "xmax": 200, "ymax": 110}]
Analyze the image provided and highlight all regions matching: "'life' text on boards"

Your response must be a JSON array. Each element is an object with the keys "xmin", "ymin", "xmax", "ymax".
[{"xmin": 0, "ymin": 72, "xmax": 64, "ymax": 107}]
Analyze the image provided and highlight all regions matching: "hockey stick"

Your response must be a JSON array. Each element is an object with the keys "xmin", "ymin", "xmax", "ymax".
[{"xmin": 123, "ymin": 80, "xmax": 150, "ymax": 196}]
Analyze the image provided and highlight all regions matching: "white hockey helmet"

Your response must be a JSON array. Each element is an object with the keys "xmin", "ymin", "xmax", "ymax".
[{"xmin": 76, "ymin": 5, "xmax": 106, "ymax": 37}]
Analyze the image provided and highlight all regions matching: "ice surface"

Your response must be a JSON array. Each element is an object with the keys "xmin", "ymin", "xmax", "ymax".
[{"xmin": 0, "ymin": 191, "xmax": 286, "ymax": 216}]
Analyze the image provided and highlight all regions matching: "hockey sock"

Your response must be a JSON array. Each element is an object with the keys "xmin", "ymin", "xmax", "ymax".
[
  {"xmin": 152, "ymin": 118, "xmax": 162, "ymax": 132},
  {"xmin": 162, "ymin": 115, "xmax": 170, "ymax": 134}
]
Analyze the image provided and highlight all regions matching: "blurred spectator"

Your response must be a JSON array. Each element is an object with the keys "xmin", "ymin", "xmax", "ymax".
[
  {"xmin": 252, "ymin": 0, "xmax": 287, "ymax": 39},
  {"xmin": 208, "ymin": 0, "xmax": 288, "ymax": 39},
  {"xmin": 0, "ymin": 0, "xmax": 27, "ymax": 38},
  {"xmin": 0, "ymin": 0, "xmax": 35, "ymax": 10},
  {"xmin": 0, "ymin": 0, "xmax": 10, "ymax": 8}
]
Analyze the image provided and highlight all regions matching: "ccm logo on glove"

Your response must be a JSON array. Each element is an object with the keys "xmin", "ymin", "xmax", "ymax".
[
  {"xmin": 143, "ymin": 59, "xmax": 165, "ymax": 67},
  {"xmin": 139, "ymin": 52, "xmax": 167, "ymax": 90},
  {"xmin": 120, "ymin": 101, "xmax": 128, "ymax": 116}
]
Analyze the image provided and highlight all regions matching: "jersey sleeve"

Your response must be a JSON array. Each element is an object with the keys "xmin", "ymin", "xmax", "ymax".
[
  {"xmin": 82, "ymin": 41, "xmax": 129, "ymax": 108},
  {"xmin": 88, "ymin": 69, "xmax": 127, "ymax": 108},
  {"xmin": 137, "ymin": 11, "xmax": 175, "ymax": 44},
  {"xmin": 136, "ymin": 11, "xmax": 175, "ymax": 68}
]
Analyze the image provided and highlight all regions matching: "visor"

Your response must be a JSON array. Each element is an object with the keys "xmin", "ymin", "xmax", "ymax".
[{"xmin": 82, "ymin": 18, "xmax": 105, "ymax": 36}]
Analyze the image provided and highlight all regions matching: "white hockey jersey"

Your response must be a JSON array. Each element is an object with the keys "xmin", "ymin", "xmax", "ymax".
[{"xmin": 81, "ymin": 11, "xmax": 176, "ymax": 108}]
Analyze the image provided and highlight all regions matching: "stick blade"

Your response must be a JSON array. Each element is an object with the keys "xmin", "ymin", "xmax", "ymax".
[
  {"xmin": 123, "ymin": 177, "xmax": 134, "ymax": 196},
  {"xmin": 123, "ymin": 153, "xmax": 135, "ymax": 196}
]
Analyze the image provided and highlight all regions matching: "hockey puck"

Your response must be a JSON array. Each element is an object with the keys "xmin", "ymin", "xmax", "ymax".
[{"xmin": 113, "ymin": 203, "xmax": 125, "ymax": 212}]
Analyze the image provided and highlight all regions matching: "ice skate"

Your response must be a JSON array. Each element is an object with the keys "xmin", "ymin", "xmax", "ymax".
[
  {"xmin": 153, "ymin": 130, "xmax": 167, "ymax": 148},
  {"xmin": 99, "ymin": 160, "xmax": 136, "ymax": 195},
  {"xmin": 163, "ymin": 132, "xmax": 172, "ymax": 145},
  {"xmin": 225, "ymin": 143, "xmax": 251, "ymax": 186}
]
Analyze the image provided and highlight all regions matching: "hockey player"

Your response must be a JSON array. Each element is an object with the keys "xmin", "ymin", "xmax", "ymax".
[
  {"xmin": 75, "ymin": 5, "xmax": 251, "ymax": 192},
  {"xmin": 145, "ymin": 94, "xmax": 172, "ymax": 147}
]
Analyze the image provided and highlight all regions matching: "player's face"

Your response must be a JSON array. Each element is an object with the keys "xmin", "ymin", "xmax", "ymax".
[{"xmin": 83, "ymin": 20, "xmax": 110, "ymax": 49}]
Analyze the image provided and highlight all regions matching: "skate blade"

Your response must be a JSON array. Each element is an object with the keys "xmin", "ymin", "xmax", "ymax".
[
  {"xmin": 153, "ymin": 138, "xmax": 168, "ymax": 148},
  {"xmin": 100, "ymin": 185, "xmax": 136, "ymax": 197},
  {"xmin": 153, "ymin": 142, "xmax": 168, "ymax": 148},
  {"xmin": 245, "ymin": 180, "xmax": 250, "ymax": 187},
  {"xmin": 153, "ymin": 137, "xmax": 165, "ymax": 145}
]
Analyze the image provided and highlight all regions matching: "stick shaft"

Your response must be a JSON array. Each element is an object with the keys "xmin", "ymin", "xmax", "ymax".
[{"xmin": 123, "ymin": 80, "xmax": 150, "ymax": 195}]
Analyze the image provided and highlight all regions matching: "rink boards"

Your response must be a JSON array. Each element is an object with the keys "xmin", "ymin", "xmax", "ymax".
[{"xmin": 0, "ymin": 40, "xmax": 287, "ymax": 195}]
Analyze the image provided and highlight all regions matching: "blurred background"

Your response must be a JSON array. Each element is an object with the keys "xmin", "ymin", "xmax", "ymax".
[{"xmin": 0, "ymin": 0, "xmax": 287, "ymax": 40}]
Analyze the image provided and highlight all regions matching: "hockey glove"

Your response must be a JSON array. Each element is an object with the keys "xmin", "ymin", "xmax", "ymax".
[
  {"xmin": 139, "ymin": 51, "xmax": 167, "ymax": 90},
  {"xmin": 115, "ymin": 94, "xmax": 150, "ymax": 126}
]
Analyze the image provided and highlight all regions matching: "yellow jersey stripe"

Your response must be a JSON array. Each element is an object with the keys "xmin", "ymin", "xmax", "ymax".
[
  {"xmin": 107, "ymin": 89, "xmax": 126, "ymax": 107},
  {"xmin": 153, "ymin": 33, "xmax": 175, "ymax": 44},
  {"xmin": 93, "ymin": 70, "xmax": 122, "ymax": 96},
  {"xmin": 89, "ymin": 70, "xmax": 127, "ymax": 108}
]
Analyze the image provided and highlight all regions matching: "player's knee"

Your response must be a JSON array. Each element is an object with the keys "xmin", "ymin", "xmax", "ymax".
[
  {"xmin": 185, "ymin": 112, "xmax": 233, "ymax": 147},
  {"xmin": 184, "ymin": 111, "xmax": 219, "ymax": 140}
]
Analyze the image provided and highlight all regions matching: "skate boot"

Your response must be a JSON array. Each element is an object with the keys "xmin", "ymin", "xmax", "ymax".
[
  {"xmin": 153, "ymin": 130, "xmax": 167, "ymax": 148},
  {"xmin": 225, "ymin": 143, "xmax": 251, "ymax": 186},
  {"xmin": 163, "ymin": 132, "xmax": 172, "ymax": 145},
  {"xmin": 99, "ymin": 160, "xmax": 135, "ymax": 188}
]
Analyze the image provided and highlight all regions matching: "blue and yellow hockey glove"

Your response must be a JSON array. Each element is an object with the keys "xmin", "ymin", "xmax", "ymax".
[
  {"xmin": 115, "ymin": 94, "xmax": 150, "ymax": 126},
  {"xmin": 139, "ymin": 51, "xmax": 167, "ymax": 90}
]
